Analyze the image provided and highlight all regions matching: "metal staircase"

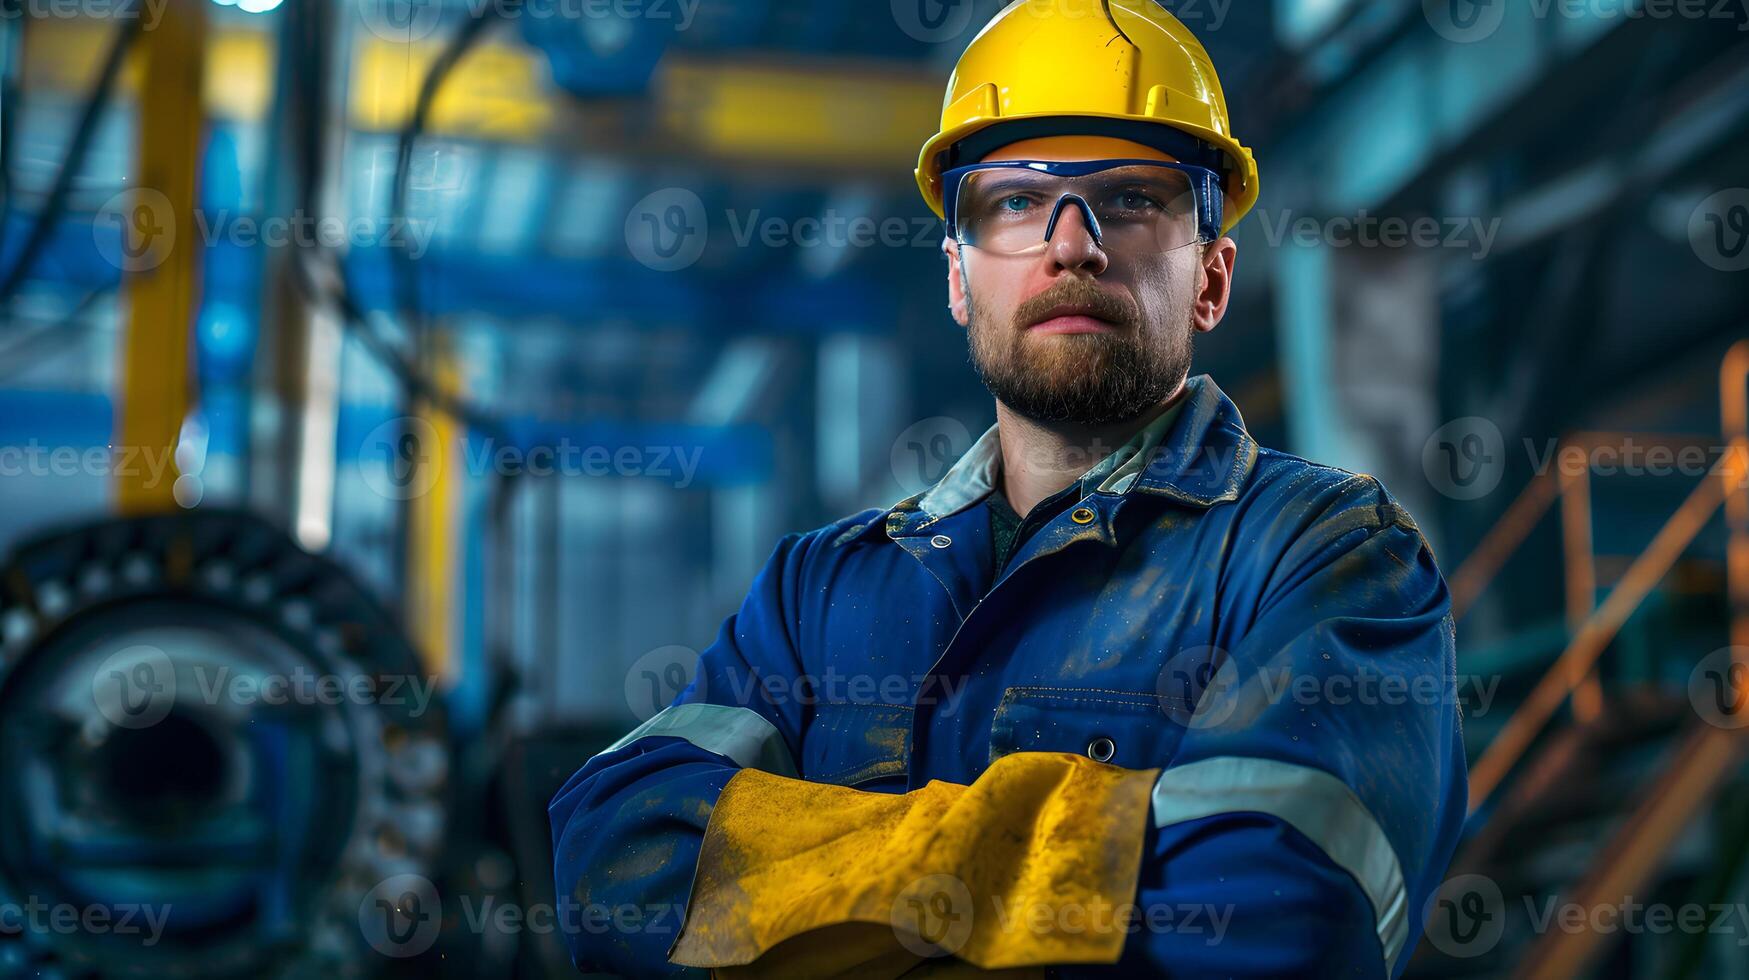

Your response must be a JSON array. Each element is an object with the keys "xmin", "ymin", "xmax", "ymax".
[{"xmin": 1411, "ymin": 342, "xmax": 1749, "ymax": 978}]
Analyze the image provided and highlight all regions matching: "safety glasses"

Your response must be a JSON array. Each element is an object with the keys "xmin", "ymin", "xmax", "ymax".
[{"xmin": 941, "ymin": 159, "xmax": 1224, "ymax": 255}]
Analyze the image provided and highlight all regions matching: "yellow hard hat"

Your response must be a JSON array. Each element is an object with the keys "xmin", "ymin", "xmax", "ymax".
[{"xmin": 916, "ymin": 0, "xmax": 1260, "ymax": 237}]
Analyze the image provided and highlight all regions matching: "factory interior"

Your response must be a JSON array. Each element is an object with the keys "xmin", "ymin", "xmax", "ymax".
[{"xmin": 0, "ymin": 0, "xmax": 1747, "ymax": 976}]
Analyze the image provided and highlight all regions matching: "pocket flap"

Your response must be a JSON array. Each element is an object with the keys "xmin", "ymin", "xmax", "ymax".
[{"xmin": 988, "ymin": 686, "xmax": 1186, "ymax": 770}]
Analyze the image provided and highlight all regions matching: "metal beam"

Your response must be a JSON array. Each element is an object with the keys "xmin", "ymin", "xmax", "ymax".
[
  {"xmin": 248, "ymin": 0, "xmax": 346, "ymax": 550},
  {"xmin": 403, "ymin": 342, "xmax": 462, "ymax": 683},
  {"xmin": 115, "ymin": 0, "xmax": 207, "ymax": 514},
  {"xmin": 25, "ymin": 22, "xmax": 941, "ymax": 170},
  {"xmin": 1725, "ymin": 342, "xmax": 1749, "ymax": 650}
]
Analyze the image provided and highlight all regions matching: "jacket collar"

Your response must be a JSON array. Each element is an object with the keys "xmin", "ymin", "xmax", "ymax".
[{"xmin": 882, "ymin": 375, "xmax": 1258, "ymax": 539}]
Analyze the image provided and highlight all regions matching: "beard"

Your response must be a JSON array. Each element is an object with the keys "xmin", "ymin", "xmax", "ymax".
[{"xmin": 966, "ymin": 274, "xmax": 1194, "ymax": 426}]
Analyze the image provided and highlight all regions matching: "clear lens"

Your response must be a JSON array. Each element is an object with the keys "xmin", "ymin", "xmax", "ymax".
[{"xmin": 955, "ymin": 165, "xmax": 1201, "ymax": 255}]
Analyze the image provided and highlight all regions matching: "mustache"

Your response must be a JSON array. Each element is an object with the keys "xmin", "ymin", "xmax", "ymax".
[{"xmin": 1011, "ymin": 280, "xmax": 1141, "ymax": 332}]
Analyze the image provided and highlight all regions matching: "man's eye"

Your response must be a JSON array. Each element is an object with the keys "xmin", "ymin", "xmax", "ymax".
[
  {"xmin": 1108, "ymin": 190, "xmax": 1163, "ymax": 211},
  {"xmin": 999, "ymin": 195, "xmax": 1035, "ymax": 213}
]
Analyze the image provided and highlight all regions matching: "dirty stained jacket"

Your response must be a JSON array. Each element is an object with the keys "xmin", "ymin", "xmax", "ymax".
[{"xmin": 549, "ymin": 374, "xmax": 1469, "ymax": 978}]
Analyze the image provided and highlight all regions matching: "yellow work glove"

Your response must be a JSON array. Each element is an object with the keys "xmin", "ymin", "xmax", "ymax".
[
  {"xmin": 672, "ymin": 751, "xmax": 1158, "ymax": 977},
  {"xmin": 709, "ymin": 923, "xmax": 1045, "ymax": 979}
]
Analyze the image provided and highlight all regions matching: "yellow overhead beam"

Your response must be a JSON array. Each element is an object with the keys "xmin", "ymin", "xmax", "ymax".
[
  {"xmin": 658, "ymin": 59, "xmax": 941, "ymax": 168},
  {"xmin": 349, "ymin": 44, "xmax": 941, "ymax": 166},
  {"xmin": 350, "ymin": 36, "xmax": 554, "ymax": 141},
  {"xmin": 23, "ymin": 19, "xmax": 939, "ymax": 167},
  {"xmin": 20, "ymin": 17, "xmax": 270, "ymax": 121}
]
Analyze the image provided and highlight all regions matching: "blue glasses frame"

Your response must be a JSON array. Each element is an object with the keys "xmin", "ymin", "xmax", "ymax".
[{"xmin": 940, "ymin": 158, "xmax": 1225, "ymax": 251}]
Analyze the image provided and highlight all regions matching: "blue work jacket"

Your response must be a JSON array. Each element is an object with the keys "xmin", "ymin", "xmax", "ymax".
[{"xmin": 550, "ymin": 375, "xmax": 1468, "ymax": 978}]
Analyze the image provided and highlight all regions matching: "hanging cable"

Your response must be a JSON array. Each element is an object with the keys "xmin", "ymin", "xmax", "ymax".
[
  {"xmin": 287, "ymin": 247, "xmax": 511, "ymax": 444},
  {"xmin": 271, "ymin": 5, "xmax": 512, "ymax": 444},
  {"xmin": 0, "ymin": 19, "xmax": 141, "ymax": 308},
  {"xmin": 392, "ymin": 9, "xmax": 503, "ymax": 345}
]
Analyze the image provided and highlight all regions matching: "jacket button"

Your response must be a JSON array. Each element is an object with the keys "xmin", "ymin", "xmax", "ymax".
[
  {"xmin": 1071, "ymin": 507, "xmax": 1097, "ymax": 525},
  {"xmin": 930, "ymin": 534, "xmax": 952, "ymax": 549},
  {"xmin": 1086, "ymin": 736, "xmax": 1116, "ymax": 763}
]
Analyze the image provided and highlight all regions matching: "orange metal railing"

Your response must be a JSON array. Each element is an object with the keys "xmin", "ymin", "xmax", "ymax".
[
  {"xmin": 1453, "ymin": 344, "xmax": 1748, "ymax": 813},
  {"xmin": 1513, "ymin": 341, "xmax": 1749, "ymax": 980},
  {"xmin": 1448, "ymin": 468, "xmax": 1561, "ymax": 622},
  {"xmin": 1447, "ymin": 429, "xmax": 1719, "ymax": 800},
  {"xmin": 1467, "ymin": 464, "xmax": 1730, "ymax": 809},
  {"xmin": 1725, "ymin": 342, "xmax": 1749, "ymax": 651}
]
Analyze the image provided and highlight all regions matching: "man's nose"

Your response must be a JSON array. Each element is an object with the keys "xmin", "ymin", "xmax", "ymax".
[{"xmin": 1043, "ymin": 196, "xmax": 1109, "ymax": 275}]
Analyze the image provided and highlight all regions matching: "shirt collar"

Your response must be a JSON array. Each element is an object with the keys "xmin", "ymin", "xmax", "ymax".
[
  {"xmin": 1081, "ymin": 394, "xmax": 1186, "ymax": 496},
  {"xmin": 885, "ymin": 374, "xmax": 1259, "ymax": 537}
]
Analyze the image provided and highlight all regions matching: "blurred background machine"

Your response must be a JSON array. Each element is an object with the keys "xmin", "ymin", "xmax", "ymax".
[
  {"xmin": 0, "ymin": 511, "xmax": 447, "ymax": 978},
  {"xmin": 0, "ymin": 0, "xmax": 1744, "ymax": 977}
]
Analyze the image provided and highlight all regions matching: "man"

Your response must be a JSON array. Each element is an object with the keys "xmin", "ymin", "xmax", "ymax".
[{"xmin": 551, "ymin": 1, "xmax": 1467, "ymax": 976}]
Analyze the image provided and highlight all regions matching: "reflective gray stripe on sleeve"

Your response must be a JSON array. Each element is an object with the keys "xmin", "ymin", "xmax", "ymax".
[
  {"xmin": 600, "ymin": 703, "xmax": 798, "ymax": 778},
  {"xmin": 1151, "ymin": 756, "xmax": 1408, "ymax": 968}
]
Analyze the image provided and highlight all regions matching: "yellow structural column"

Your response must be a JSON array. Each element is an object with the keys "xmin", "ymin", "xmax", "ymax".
[
  {"xmin": 116, "ymin": 0, "xmax": 207, "ymax": 514},
  {"xmin": 404, "ymin": 341, "xmax": 460, "ymax": 683}
]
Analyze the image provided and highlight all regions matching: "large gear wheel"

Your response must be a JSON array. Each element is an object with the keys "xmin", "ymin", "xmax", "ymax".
[{"xmin": 0, "ymin": 511, "xmax": 448, "ymax": 979}]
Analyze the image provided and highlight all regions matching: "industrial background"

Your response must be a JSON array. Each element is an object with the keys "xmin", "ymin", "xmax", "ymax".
[{"xmin": 0, "ymin": 0, "xmax": 1746, "ymax": 976}]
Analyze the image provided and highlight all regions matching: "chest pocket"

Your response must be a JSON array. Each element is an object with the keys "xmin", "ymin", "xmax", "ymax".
[
  {"xmin": 802, "ymin": 703, "xmax": 912, "ymax": 787},
  {"xmin": 988, "ymin": 687, "xmax": 1190, "ymax": 770}
]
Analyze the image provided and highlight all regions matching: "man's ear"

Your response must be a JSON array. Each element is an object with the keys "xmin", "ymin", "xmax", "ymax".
[
  {"xmin": 1193, "ymin": 237, "xmax": 1238, "ymax": 334},
  {"xmin": 943, "ymin": 236, "xmax": 970, "ymax": 328}
]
